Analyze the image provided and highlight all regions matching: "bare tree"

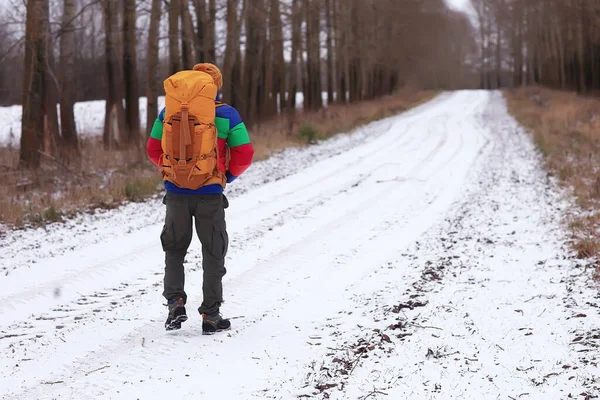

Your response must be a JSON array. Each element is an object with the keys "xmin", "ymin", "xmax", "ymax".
[
  {"xmin": 59, "ymin": 0, "xmax": 79, "ymax": 154},
  {"xmin": 206, "ymin": 0, "xmax": 216, "ymax": 62},
  {"xmin": 169, "ymin": 0, "xmax": 181, "ymax": 74},
  {"xmin": 325, "ymin": 0, "xmax": 335, "ymax": 104},
  {"xmin": 270, "ymin": 0, "xmax": 286, "ymax": 112},
  {"xmin": 146, "ymin": 0, "xmax": 161, "ymax": 133},
  {"xmin": 123, "ymin": 0, "xmax": 140, "ymax": 142},
  {"xmin": 287, "ymin": 0, "xmax": 301, "ymax": 110},
  {"xmin": 304, "ymin": 0, "xmax": 322, "ymax": 110},
  {"xmin": 21, "ymin": 0, "xmax": 46, "ymax": 167},
  {"xmin": 181, "ymin": 0, "xmax": 195, "ymax": 68},
  {"xmin": 102, "ymin": 0, "xmax": 127, "ymax": 149}
]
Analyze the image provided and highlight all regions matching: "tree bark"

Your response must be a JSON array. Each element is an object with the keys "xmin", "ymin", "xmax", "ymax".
[
  {"xmin": 325, "ymin": 0, "xmax": 335, "ymax": 104},
  {"xmin": 305, "ymin": 0, "xmax": 323, "ymax": 110},
  {"xmin": 206, "ymin": 0, "xmax": 216, "ymax": 62},
  {"xmin": 146, "ymin": 0, "xmax": 161, "ymax": 133},
  {"xmin": 59, "ymin": 0, "xmax": 79, "ymax": 153},
  {"xmin": 123, "ymin": 0, "xmax": 140, "ymax": 143},
  {"xmin": 103, "ymin": 0, "xmax": 127, "ymax": 149},
  {"xmin": 287, "ymin": 0, "xmax": 301, "ymax": 110},
  {"xmin": 21, "ymin": 0, "xmax": 46, "ymax": 167},
  {"xmin": 169, "ymin": 0, "xmax": 181, "ymax": 74},
  {"xmin": 270, "ymin": 0, "xmax": 286, "ymax": 113},
  {"xmin": 181, "ymin": 0, "xmax": 196, "ymax": 69},
  {"xmin": 193, "ymin": 0, "xmax": 206, "ymax": 62},
  {"xmin": 42, "ymin": 0, "xmax": 60, "ymax": 157}
]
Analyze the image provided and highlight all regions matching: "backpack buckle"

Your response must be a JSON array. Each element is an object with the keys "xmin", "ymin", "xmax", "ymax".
[
  {"xmin": 178, "ymin": 159, "xmax": 187, "ymax": 167},
  {"xmin": 180, "ymin": 103, "xmax": 189, "ymax": 110}
]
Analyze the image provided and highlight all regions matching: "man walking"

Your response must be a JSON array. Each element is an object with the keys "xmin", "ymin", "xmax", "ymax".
[{"xmin": 146, "ymin": 63, "xmax": 254, "ymax": 334}]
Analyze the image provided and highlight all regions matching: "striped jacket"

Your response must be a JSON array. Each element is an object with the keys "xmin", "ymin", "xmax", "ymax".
[{"xmin": 146, "ymin": 103, "xmax": 254, "ymax": 194}]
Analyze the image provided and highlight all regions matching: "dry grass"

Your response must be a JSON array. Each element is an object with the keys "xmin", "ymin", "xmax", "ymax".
[
  {"xmin": 0, "ymin": 140, "xmax": 162, "ymax": 227},
  {"xmin": 0, "ymin": 90, "xmax": 438, "ymax": 228},
  {"xmin": 505, "ymin": 86, "xmax": 600, "ymax": 266}
]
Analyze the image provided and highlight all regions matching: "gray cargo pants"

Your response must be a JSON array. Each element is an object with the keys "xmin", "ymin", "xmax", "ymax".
[{"xmin": 160, "ymin": 192, "xmax": 229, "ymax": 315}]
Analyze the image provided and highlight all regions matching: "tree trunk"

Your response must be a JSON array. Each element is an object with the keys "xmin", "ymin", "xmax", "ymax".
[
  {"xmin": 193, "ymin": 0, "xmax": 206, "ymax": 62},
  {"xmin": 305, "ymin": 0, "xmax": 322, "ymax": 110},
  {"xmin": 123, "ymin": 0, "xmax": 140, "ymax": 143},
  {"xmin": 287, "ymin": 0, "xmax": 301, "ymax": 110},
  {"xmin": 59, "ymin": 0, "xmax": 79, "ymax": 153},
  {"xmin": 169, "ymin": 0, "xmax": 181, "ymax": 74},
  {"xmin": 42, "ymin": 0, "xmax": 60, "ymax": 157},
  {"xmin": 222, "ymin": 0, "xmax": 237, "ymax": 103},
  {"xmin": 270, "ymin": 0, "xmax": 286, "ymax": 113},
  {"xmin": 495, "ymin": 23, "xmax": 502, "ymax": 88},
  {"xmin": 146, "ymin": 0, "xmax": 161, "ymax": 133},
  {"xmin": 181, "ymin": 0, "xmax": 195, "ymax": 69},
  {"xmin": 334, "ymin": 0, "xmax": 347, "ymax": 104},
  {"xmin": 243, "ymin": 0, "xmax": 265, "ymax": 124},
  {"xmin": 21, "ymin": 0, "xmax": 46, "ymax": 167},
  {"xmin": 103, "ymin": 0, "xmax": 127, "ymax": 149},
  {"xmin": 206, "ymin": 0, "xmax": 216, "ymax": 62},
  {"xmin": 348, "ymin": 1, "xmax": 361, "ymax": 101},
  {"xmin": 325, "ymin": 0, "xmax": 334, "ymax": 104}
]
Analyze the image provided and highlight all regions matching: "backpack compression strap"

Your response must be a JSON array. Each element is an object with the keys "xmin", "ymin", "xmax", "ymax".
[{"xmin": 179, "ymin": 103, "xmax": 192, "ymax": 166}]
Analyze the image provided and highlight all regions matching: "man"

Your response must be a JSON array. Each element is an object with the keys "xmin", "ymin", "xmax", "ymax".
[{"xmin": 147, "ymin": 63, "xmax": 254, "ymax": 334}]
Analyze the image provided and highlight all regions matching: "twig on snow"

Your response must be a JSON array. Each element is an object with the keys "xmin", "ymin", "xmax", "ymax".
[
  {"xmin": 525, "ymin": 294, "xmax": 556, "ymax": 303},
  {"xmin": 361, "ymin": 390, "xmax": 388, "ymax": 399},
  {"xmin": 408, "ymin": 322, "xmax": 443, "ymax": 330},
  {"xmin": 85, "ymin": 365, "xmax": 110, "ymax": 376}
]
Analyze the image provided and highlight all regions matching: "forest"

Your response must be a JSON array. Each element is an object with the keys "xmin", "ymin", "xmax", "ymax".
[
  {"xmin": 0, "ymin": 0, "xmax": 474, "ymax": 168},
  {"xmin": 0, "ymin": 0, "xmax": 599, "ymax": 168}
]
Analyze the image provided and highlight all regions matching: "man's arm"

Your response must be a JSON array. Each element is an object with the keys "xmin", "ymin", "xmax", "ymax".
[
  {"xmin": 223, "ymin": 107, "xmax": 254, "ymax": 183},
  {"xmin": 146, "ymin": 108, "xmax": 165, "ymax": 167}
]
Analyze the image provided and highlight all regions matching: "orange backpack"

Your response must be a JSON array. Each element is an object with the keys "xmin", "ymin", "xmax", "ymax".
[{"xmin": 160, "ymin": 70, "xmax": 225, "ymax": 189}]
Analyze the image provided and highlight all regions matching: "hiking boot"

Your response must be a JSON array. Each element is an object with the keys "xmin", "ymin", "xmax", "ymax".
[
  {"xmin": 165, "ymin": 297, "xmax": 188, "ymax": 331},
  {"xmin": 201, "ymin": 312, "xmax": 231, "ymax": 335}
]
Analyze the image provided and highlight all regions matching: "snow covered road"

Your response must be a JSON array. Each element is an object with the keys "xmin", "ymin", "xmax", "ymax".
[{"xmin": 1, "ymin": 91, "xmax": 598, "ymax": 399}]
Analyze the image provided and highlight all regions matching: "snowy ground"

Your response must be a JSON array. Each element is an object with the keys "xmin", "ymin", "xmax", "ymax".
[{"xmin": 0, "ymin": 91, "xmax": 598, "ymax": 400}]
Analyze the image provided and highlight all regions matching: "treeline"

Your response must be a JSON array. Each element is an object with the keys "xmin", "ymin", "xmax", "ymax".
[
  {"xmin": 4, "ymin": 0, "xmax": 476, "ymax": 168},
  {"xmin": 473, "ymin": 0, "xmax": 600, "ymax": 92}
]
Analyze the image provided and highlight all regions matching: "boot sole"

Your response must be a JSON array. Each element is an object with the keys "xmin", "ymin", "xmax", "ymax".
[
  {"xmin": 202, "ymin": 327, "xmax": 231, "ymax": 336},
  {"xmin": 165, "ymin": 315, "xmax": 188, "ymax": 331}
]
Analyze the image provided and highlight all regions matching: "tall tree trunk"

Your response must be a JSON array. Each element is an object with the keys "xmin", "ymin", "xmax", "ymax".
[
  {"xmin": 348, "ymin": 0, "xmax": 361, "ymax": 101},
  {"xmin": 243, "ymin": 0, "xmax": 265, "ymax": 124},
  {"xmin": 576, "ymin": 0, "xmax": 586, "ymax": 92},
  {"xmin": 495, "ymin": 23, "xmax": 502, "ymax": 89},
  {"xmin": 193, "ymin": 0, "xmax": 206, "ymax": 62},
  {"xmin": 103, "ymin": 0, "xmax": 127, "ymax": 149},
  {"xmin": 206, "ymin": 0, "xmax": 216, "ymax": 62},
  {"xmin": 287, "ymin": 0, "xmax": 301, "ymax": 110},
  {"xmin": 270, "ymin": 0, "xmax": 286, "ymax": 113},
  {"xmin": 59, "ymin": 0, "xmax": 79, "ymax": 154},
  {"xmin": 146, "ymin": 0, "xmax": 161, "ymax": 133},
  {"xmin": 181, "ymin": 0, "xmax": 195, "ymax": 69},
  {"xmin": 325, "ymin": 0, "xmax": 334, "ymax": 104},
  {"xmin": 305, "ymin": 0, "xmax": 322, "ymax": 110},
  {"xmin": 21, "ymin": 0, "xmax": 46, "ymax": 167},
  {"xmin": 222, "ymin": 0, "xmax": 237, "ymax": 103},
  {"xmin": 169, "ymin": 0, "xmax": 181, "ymax": 74},
  {"xmin": 42, "ymin": 0, "xmax": 60, "ymax": 157},
  {"xmin": 123, "ymin": 0, "xmax": 140, "ymax": 143},
  {"xmin": 334, "ymin": 0, "xmax": 347, "ymax": 104}
]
